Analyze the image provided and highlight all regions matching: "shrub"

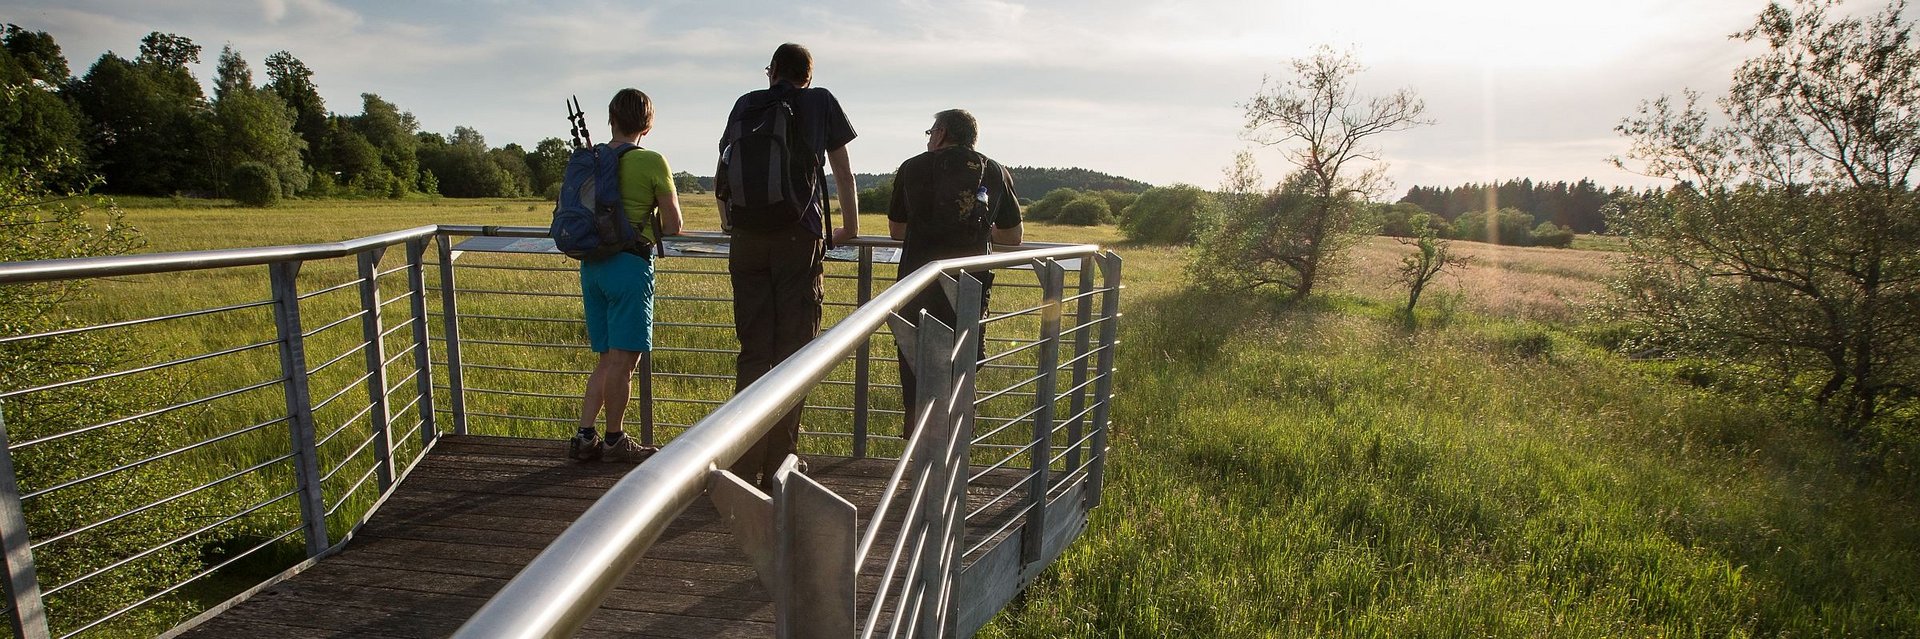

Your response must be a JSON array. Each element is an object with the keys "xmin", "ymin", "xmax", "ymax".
[
  {"xmin": 1026, "ymin": 188, "xmax": 1082, "ymax": 221},
  {"xmin": 1121, "ymin": 184, "xmax": 1212, "ymax": 244},
  {"xmin": 387, "ymin": 175, "xmax": 408, "ymax": 199},
  {"xmin": 1531, "ymin": 221, "xmax": 1574, "ymax": 248},
  {"xmin": 1056, "ymin": 195, "xmax": 1112, "ymax": 226},
  {"xmin": 229, "ymin": 162, "xmax": 279, "ymax": 207}
]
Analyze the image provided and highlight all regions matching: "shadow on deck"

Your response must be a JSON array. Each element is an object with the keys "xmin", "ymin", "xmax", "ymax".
[{"xmin": 174, "ymin": 435, "xmax": 1028, "ymax": 639}]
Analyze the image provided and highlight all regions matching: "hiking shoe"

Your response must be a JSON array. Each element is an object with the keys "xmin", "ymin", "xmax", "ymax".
[
  {"xmin": 604, "ymin": 435, "xmax": 658, "ymax": 463},
  {"xmin": 568, "ymin": 430, "xmax": 604, "ymax": 461}
]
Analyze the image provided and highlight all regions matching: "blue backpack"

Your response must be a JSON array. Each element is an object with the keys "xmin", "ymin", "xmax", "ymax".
[{"xmin": 550, "ymin": 142, "xmax": 661, "ymax": 261}]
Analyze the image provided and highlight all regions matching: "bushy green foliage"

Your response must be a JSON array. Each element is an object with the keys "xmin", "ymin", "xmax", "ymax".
[
  {"xmin": 1530, "ymin": 221, "xmax": 1574, "ymax": 248},
  {"xmin": 1024, "ymin": 188, "xmax": 1081, "ymax": 221},
  {"xmin": 212, "ymin": 46, "xmax": 308, "ymax": 198},
  {"xmin": 1, "ymin": 166, "xmax": 233, "ymax": 637},
  {"xmin": 1055, "ymin": 195, "xmax": 1112, "ymax": 226},
  {"xmin": 1373, "ymin": 201, "xmax": 1444, "ymax": 237},
  {"xmin": 228, "ymin": 161, "xmax": 279, "ymax": 207},
  {"xmin": 1193, "ymin": 162, "xmax": 1371, "ymax": 297},
  {"xmin": 1611, "ymin": 0, "xmax": 1920, "ymax": 430},
  {"xmin": 858, "ymin": 178, "xmax": 891, "ymax": 212},
  {"xmin": 1098, "ymin": 190, "xmax": 1137, "ymax": 220},
  {"xmin": 1120, "ymin": 183, "xmax": 1211, "ymax": 244},
  {"xmin": 1453, "ymin": 207, "xmax": 1536, "ymax": 245}
]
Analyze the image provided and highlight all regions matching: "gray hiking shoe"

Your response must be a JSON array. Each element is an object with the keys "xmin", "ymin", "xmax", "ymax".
[
  {"xmin": 568, "ymin": 430, "xmax": 604, "ymax": 461},
  {"xmin": 604, "ymin": 435, "xmax": 658, "ymax": 463}
]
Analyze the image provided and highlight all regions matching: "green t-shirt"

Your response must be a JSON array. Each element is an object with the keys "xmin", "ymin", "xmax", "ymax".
[{"xmin": 619, "ymin": 148, "xmax": 672, "ymax": 244}]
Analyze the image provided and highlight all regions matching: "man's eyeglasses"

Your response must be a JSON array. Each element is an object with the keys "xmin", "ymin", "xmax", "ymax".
[{"xmin": 924, "ymin": 127, "xmax": 942, "ymax": 135}]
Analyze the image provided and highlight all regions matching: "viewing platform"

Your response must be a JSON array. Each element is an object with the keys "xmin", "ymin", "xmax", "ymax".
[{"xmin": 0, "ymin": 227, "xmax": 1122, "ymax": 638}]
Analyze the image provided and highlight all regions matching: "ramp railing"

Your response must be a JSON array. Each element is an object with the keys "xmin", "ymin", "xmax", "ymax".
[
  {"xmin": 0, "ymin": 225, "xmax": 1120, "ymax": 639},
  {"xmin": 452, "ymin": 243, "xmax": 1121, "ymax": 639}
]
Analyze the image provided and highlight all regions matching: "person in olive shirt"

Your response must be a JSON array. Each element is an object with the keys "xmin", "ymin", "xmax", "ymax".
[
  {"xmin": 570, "ymin": 88, "xmax": 685, "ymax": 462},
  {"xmin": 888, "ymin": 109, "xmax": 1023, "ymax": 431}
]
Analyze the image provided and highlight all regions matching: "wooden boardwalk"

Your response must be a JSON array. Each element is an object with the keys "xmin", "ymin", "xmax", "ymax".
[{"xmin": 173, "ymin": 435, "xmax": 1029, "ymax": 639}]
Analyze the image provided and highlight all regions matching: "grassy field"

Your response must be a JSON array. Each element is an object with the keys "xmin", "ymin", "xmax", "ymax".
[{"xmin": 12, "ymin": 196, "xmax": 1920, "ymax": 636}]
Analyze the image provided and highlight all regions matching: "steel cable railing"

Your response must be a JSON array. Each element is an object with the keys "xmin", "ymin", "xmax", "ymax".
[{"xmin": 0, "ymin": 223, "xmax": 1119, "ymax": 639}]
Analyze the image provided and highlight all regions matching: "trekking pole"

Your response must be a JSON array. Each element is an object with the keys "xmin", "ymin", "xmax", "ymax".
[{"xmin": 567, "ymin": 95, "xmax": 592, "ymax": 150}]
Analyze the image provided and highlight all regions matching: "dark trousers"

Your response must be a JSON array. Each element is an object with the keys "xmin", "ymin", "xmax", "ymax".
[
  {"xmin": 728, "ymin": 230, "xmax": 824, "ymax": 485},
  {"xmin": 896, "ymin": 272, "xmax": 993, "ymax": 435}
]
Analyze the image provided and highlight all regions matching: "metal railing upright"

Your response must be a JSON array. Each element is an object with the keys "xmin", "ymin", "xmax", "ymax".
[{"xmin": 0, "ymin": 224, "xmax": 1121, "ymax": 639}]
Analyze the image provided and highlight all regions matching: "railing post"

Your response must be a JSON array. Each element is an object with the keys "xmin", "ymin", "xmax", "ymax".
[
  {"xmin": 271, "ymin": 261, "xmax": 330, "ymax": 556},
  {"xmin": 1064, "ymin": 262, "xmax": 1095, "ymax": 476},
  {"xmin": 1023, "ymin": 260, "xmax": 1065, "ymax": 565},
  {"xmin": 0, "ymin": 407, "xmax": 50, "ymax": 639},
  {"xmin": 638, "ymin": 352, "xmax": 655, "ymax": 447},
  {"xmin": 358, "ymin": 249, "xmax": 397, "ymax": 492},
  {"xmin": 921, "ymin": 272, "xmax": 984, "ymax": 639},
  {"xmin": 853, "ymin": 245, "xmax": 874, "ymax": 458},
  {"xmin": 1086, "ymin": 253, "xmax": 1121, "ymax": 507},
  {"xmin": 435, "ymin": 233, "xmax": 469, "ymax": 436},
  {"xmin": 906, "ymin": 303, "xmax": 958, "ymax": 638},
  {"xmin": 406, "ymin": 238, "xmax": 438, "ymax": 450}
]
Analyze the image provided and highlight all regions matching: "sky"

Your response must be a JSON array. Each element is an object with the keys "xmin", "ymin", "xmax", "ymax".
[{"xmin": 9, "ymin": 0, "xmax": 1910, "ymax": 196}]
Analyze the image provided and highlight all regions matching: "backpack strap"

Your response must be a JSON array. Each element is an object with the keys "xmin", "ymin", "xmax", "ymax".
[{"xmin": 613, "ymin": 144, "xmax": 667, "ymax": 259}]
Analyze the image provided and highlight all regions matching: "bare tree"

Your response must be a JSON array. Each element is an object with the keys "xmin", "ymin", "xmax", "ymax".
[
  {"xmin": 1195, "ymin": 47, "xmax": 1429, "ymax": 298},
  {"xmin": 1611, "ymin": 0, "xmax": 1920, "ymax": 430}
]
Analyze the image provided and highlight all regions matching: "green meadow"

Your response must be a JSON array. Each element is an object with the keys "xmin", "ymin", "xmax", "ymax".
[{"xmin": 16, "ymin": 196, "xmax": 1920, "ymax": 636}]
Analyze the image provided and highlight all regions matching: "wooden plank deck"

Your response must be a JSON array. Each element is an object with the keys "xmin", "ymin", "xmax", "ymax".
[{"xmin": 174, "ymin": 435, "xmax": 1030, "ymax": 639}]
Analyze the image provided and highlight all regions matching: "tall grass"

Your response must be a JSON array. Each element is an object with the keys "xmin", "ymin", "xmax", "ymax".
[{"xmin": 980, "ymin": 239, "xmax": 1920, "ymax": 637}]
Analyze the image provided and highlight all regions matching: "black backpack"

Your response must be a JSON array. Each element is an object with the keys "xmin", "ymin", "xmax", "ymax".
[
  {"xmin": 717, "ymin": 92, "xmax": 830, "ymax": 236},
  {"xmin": 916, "ymin": 151, "xmax": 994, "ymax": 249}
]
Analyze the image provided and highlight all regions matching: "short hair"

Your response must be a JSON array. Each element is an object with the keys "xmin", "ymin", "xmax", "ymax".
[
  {"xmin": 933, "ymin": 109, "xmax": 978, "ymax": 147},
  {"xmin": 609, "ymin": 88, "xmax": 653, "ymax": 136},
  {"xmin": 770, "ymin": 43, "xmax": 812, "ymax": 86}
]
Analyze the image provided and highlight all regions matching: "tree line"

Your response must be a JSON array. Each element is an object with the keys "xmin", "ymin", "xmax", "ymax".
[
  {"xmin": 1399, "ymin": 178, "xmax": 1632, "ymax": 234},
  {"xmin": 2, "ymin": 26, "xmax": 579, "ymax": 203}
]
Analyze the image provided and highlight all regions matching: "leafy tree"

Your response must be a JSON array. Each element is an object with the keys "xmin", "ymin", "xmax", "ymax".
[
  {"xmin": 1206, "ymin": 47, "xmax": 1430, "ymax": 298},
  {"xmin": 210, "ymin": 46, "xmax": 307, "ymax": 197},
  {"xmin": 70, "ymin": 34, "xmax": 215, "ymax": 194},
  {"xmin": 1373, "ymin": 201, "xmax": 1440, "ymax": 237},
  {"xmin": 1610, "ymin": 0, "xmax": 1920, "ymax": 431},
  {"xmin": 0, "ymin": 25, "xmax": 87, "ymax": 189},
  {"xmin": 527, "ymin": 137, "xmax": 569, "ymax": 196},
  {"xmin": 855, "ymin": 177, "xmax": 888, "ymax": 212},
  {"xmin": 489, "ymin": 143, "xmax": 532, "ymax": 197},
  {"xmin": 1056, "ymin": 194, "xmax": 1112, "ymax": 225},
  {"xmin": 1120, "ymin": 183, "xmax": 1211, "ymax": 244},
  {"xmin": 418, "ymin": 126, "xmax": 513, "ymax": 197},
  {"xmin": 1397, "ymin": 214, "xmax": 1467, "ymax": 316},
  {"xmin": 1530, "ymin": 221, "xmax": 1574, "ymax": 248},
  {"xmin": 228, "ymin": 160, "xmax": 279, "ymax": 206},
  {"xmin": 264, "ymin": 50, "xmax": 327, "ymax": 168},
  {"xmin": 1453, "ymin": 207, "xmax": 1537, "ymax": 245},
  {"xmin": 352, "ymin": 93, "xmax": 419, "ymax": 194},
  {"xmin": 1025, "ymin": 187, "xmax": 1082, "ymax": 221},
  {"xmin": 1099, "ymin": 190, "xmax": 1138, "ymax": 221},
  {"xmin": 322, "ymin": 117, "xmax": 387, "ymax": 194},
  {"xmin": 3, "ymin": 24, "xmax": 67, "ymax": 82}
]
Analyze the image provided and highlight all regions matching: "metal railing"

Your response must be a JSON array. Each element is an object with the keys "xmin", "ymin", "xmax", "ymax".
[
  {"xmin": 452, "ymin": 243, "xmax": 1121, "ymax": 639},
  {"xmin": 0, "ymin": 224, "xmax": 1120, "ymax": 639}
]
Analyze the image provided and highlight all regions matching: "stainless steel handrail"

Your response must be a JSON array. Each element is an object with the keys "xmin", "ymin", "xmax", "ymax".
[{"xmin": 451, "ymin": 243, "xmax": 1098, "ymax": 639}]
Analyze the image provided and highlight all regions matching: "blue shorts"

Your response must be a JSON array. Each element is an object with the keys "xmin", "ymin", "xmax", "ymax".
[{"xmin": 580, "ymin": 252, "xmax": 656, "ymax": 353}]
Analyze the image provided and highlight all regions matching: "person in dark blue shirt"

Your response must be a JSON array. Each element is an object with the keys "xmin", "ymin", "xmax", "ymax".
[{"xmin": 715, "ymin": 43, "xmax": 859, "ymax": 487}]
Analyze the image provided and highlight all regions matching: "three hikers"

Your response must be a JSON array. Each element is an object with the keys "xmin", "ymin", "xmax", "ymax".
[{"xmin": 559, "ymin": 47, "xmax": 1025, "ymax": 471}]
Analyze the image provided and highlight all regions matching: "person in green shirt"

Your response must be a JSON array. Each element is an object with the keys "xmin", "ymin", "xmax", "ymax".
[{"xmin": 570, "ymin": 88, "xmax": 685, "ymax": 462}]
